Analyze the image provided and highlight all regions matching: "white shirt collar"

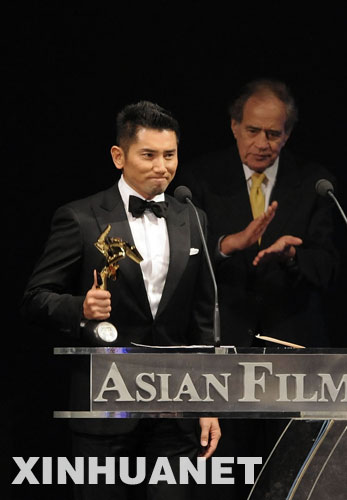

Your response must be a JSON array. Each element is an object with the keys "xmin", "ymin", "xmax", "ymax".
[
  {"xmin": 118, "ymin": 175, "xmax": 166, "ymax": 215},
  {"xmin": 242, "ymin": 157, "xmax": 279, "ymax": 187}
]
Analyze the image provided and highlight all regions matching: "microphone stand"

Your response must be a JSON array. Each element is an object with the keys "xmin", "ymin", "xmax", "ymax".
[
  {"xmin": 185, "ymin": 198, "xmax": 221, "ymax": 347},
  {"xmin": 327, "ymin": 190, "xmax": 347, "ymax": 226}
]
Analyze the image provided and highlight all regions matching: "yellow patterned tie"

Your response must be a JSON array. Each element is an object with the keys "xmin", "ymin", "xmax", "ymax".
[{"xmin": 250, "ymin": 172, "xmax": 266, "ymax": 219}]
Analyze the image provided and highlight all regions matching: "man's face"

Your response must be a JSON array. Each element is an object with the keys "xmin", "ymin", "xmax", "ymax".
[
  {"xmin": 111, "ymin": 127, "xmax": 178, "ymax": 199},
  {"xmin": 231, "ymin": 94, "xmax": 290, "ymax": 172}
]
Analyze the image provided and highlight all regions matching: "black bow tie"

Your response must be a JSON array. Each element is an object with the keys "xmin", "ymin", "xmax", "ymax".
[{"xmin": 128, "ymin": 195, "xmax": 168, "ymax": 219}]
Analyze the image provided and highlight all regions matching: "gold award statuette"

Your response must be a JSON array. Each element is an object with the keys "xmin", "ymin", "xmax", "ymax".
[
  {"xmin": 88, "ymin": 224, "xmax": 143, "ymax": 343},
  {"xmin": 94, "ymin": 224, "xmax": 143, "ymax": 289}
]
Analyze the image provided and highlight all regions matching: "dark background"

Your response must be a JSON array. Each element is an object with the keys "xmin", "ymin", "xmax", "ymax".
[{"xmin": 4, "ymin": 3, "xmax": 347, "ymax": 498}]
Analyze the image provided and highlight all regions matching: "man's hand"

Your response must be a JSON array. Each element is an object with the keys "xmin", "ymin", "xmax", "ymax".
[
  {"xmin": 83, "ymin": 270, "xmax": 112, "ymax": 320},
  {"xmin": 253, "ymin": 235, "xmax": 303, "ymax": 266},
  {"xmin": 220, "ymin": 201, "xmax": 278, "ymax": 255},
  {"xmin": 199, "ymin": 417, "xmax": 221, "ymax": 459}
]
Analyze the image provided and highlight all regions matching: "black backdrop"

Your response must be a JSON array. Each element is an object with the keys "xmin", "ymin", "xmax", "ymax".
[{"xmin": 4, "ymin": 4, "xmax": 347, "ymax": 498}]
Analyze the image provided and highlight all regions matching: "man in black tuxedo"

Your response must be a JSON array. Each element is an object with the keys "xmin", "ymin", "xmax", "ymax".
[
  {"xmin": 22, "ymin": 101, "xmax": 221, "ymax": 499},
  {"xmin": 178, "ymin": 79, "xmax": 338, "ymax": 348}
]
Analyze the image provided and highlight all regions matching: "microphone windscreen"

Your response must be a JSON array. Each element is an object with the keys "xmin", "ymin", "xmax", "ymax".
[
  {"xmin": 315, "ymin": 179, "xmax": 334, "ymax": 197},
  {"xmin": 174, "ymin": 185, "xmax": 192, "ymax": 203}
]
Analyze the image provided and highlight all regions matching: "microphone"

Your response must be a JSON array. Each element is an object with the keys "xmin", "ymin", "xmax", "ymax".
[
  {"xmin": 315, "ymin": 178, "xmax": 347, "ymax": 226},
  {"xmin": 174, "ymin": 185, "xmax": 193, "ymax": 204},
  {"xmin": 174, "ymin": 185, "xmax": 221, "ymax": 347},
  {"xmin": 315, "ymin": 178, "xmax": 334, "ymax": 197}
]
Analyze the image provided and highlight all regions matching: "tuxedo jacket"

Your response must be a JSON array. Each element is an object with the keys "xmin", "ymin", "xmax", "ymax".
[
  {"xmin": 177, "ymin": 146, "xmax": 339, "ymax": 347},
  {"xmin": 22, "ymin": 183, "xmax": 214, "ymax": 434}
]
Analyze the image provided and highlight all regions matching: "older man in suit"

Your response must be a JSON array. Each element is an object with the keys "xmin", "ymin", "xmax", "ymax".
[
  {"xmin": 172, "ymin": 79, "xmax": 338, "ymax": 499},
  {"xmin": 177, "ymin": 79, "xmax": 338, "ymax": 348},
  {"xmin": 22, "ymin": 100, "xmax": 220, "ymax": 499}
]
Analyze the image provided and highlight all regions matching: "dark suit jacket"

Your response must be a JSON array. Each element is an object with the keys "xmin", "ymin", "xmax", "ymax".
[
  {"xmin": 21, "ymin": 183, "xmax": 214, "ymax": 434},
  {"xmin": 176, "ymin": 146, "xmax": 339, "ymax": 347}
]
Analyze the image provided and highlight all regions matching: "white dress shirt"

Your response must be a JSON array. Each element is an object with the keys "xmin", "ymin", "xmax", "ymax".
[{"xmin": 118, "ymin": 175, "xmax": 169, "ymax": 318}]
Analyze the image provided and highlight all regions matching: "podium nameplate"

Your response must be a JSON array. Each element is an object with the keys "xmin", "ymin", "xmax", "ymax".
[{"xmin": 54, "ymin": 348, "xmax": 347, "ymax": 419}]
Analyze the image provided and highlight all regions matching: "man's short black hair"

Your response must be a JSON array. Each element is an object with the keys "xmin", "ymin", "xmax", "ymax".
[
  {"xmin": 230, "ymin": 79, "xmax": 298, "ymax": 134},
  {"xmin": 116, "ymin": 100, "xmax": 180, "ymax": 151}
]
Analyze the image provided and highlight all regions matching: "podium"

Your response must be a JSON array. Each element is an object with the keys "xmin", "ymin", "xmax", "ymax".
[{"xmin": 54, "ymin": 346, "xmax": 347, "ymax": 499}]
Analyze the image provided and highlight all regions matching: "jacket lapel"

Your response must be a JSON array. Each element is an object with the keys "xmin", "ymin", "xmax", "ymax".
[
  {"xmin": 219, "ymin": 148, "xmax": 254, "ymax": 233},
  {"xmin": 261, "ymin": 151, "xmax": 302, "ymax": 247},
  {"xmin": 156, "ymin": 197, "xmax": 190, "ymax": 318},
  {"xmin": 225, "ymin": 163, "xmax": 254, "ymax": 233},
  {"xmin": 91, "ymin": 184, "xmax": 152, "ymax": 317}
]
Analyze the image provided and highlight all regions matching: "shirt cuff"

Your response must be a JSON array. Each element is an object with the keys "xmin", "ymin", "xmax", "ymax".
[{"xmin": 217, "ymin": 235, "xmax": 231, "ymax": 259}]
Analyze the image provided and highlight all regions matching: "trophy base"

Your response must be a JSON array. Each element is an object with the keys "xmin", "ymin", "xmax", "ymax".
[
  {"xmin": 95, "ymin": 321, "xmax": 118, "ymax": 343},
  {"xmin": 80, "ymin": 320, "xmax": 118, "ymax": 345}
]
